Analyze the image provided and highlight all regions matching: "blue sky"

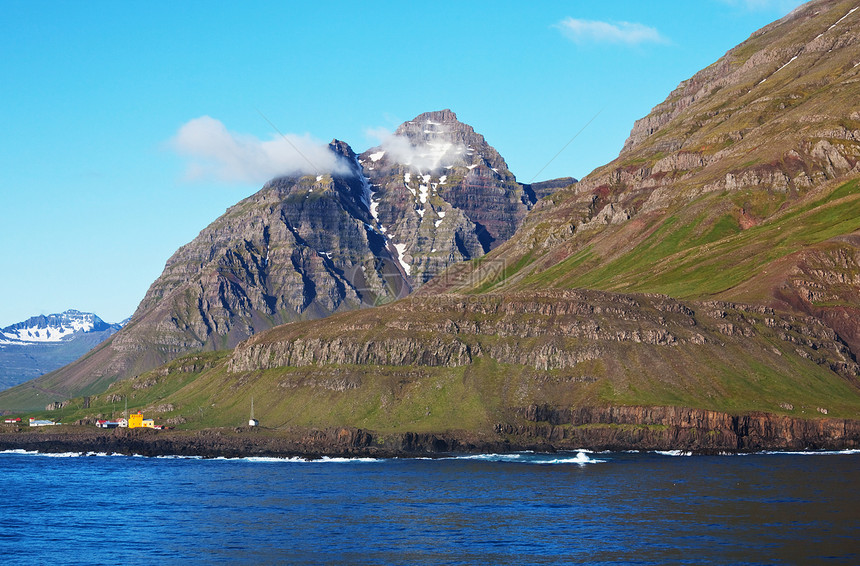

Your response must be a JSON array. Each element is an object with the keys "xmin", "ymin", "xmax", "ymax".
[{"xmin": 0, "ymin": 0, "xmax": 805, "ymax": 327}]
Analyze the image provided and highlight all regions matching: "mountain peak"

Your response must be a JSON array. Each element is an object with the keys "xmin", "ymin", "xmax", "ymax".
[
  {"xmin": 394, "ymin": 109, "xmax": 475, "ymax": 140},
  {"xmin": 406, "ymin": 109, "xmax": 459, "ymax": 124},
  {"xmin": 328, "ymin": 139, "xmax": 357, "ymax": 162}
]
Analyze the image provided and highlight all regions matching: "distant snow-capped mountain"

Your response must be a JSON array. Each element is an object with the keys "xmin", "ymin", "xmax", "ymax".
[
  {"xmin": 0, "ymin": 310, "xmax": 124, "ymax": 392},
  {"xmin": 0, "ymin": 310, "xmax": 117, "ymax": 344}
]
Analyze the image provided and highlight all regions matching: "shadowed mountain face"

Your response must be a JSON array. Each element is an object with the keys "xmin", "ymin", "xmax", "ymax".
[
  {"xmin": 358, "ymin": 109, "xmax": 539, "ymax": 285},
  {"xmin": 0, "ymin": 112, "xmax": 574, "ymax": 410}
]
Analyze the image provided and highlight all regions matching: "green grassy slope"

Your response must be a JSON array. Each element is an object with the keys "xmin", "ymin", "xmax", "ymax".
[{"xmin": 486, "ymin": 179, "xmax": 860, "ymax": 298}]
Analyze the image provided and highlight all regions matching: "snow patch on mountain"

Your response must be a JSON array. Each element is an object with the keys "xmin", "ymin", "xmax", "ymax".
[{"xmin": 393, "ymin": 243, "xmax": 411, "ymax": 276}]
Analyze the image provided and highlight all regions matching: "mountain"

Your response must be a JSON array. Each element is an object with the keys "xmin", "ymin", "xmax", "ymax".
[
  {"xmin": 0, "ymin": 111, "xmax": 574, "ymax": 411},
  {"xmin": 420, "ymin": 0, "xmax": 860, "ymax": 356},
  {"xmin": 39, "ymin": 0, "xmax": 860, "ymax": 447},
  {"xmin": 0, "ymin": 310, "xmax": 122, "ymax": 391}
]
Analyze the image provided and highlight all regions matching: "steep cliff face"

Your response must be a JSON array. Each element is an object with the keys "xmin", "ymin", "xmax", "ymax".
[
  {"xmin": 0, "ymin": 113, "xmax": 574, "ymax": 410},
  {"xmin": 67, "ymin": 143, "xmax": 405, "ymax": 392},
  {"xmin": 230, "ymin": 291, "xmax": 858, "ymax": 377},
  {"xmin": 358, "ymin": 109, "xmax": 559, "ymax": 285},
  {"xmin": 503, "ymin": 404, "xmax": 860, "ymax": 452}
]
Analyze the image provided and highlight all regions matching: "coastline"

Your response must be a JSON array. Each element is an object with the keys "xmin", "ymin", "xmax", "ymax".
[{"xmin": 2, "ymin": 405, "xmax": 860, "ymax": 458}]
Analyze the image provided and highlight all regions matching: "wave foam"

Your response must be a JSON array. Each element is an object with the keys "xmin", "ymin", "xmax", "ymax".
[
  {"xmin": 449, "ymin": 451, "xmax": 605, "ymax": 465},
  {"xmin": 760, "ymin": 449, "xmax": 860, "ymax": 456}
]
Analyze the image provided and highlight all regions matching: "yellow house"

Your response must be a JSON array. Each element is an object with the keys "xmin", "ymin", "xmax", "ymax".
[
  {"xmin": 142, "ymin": 419, "xmax": 155, "ymax": 428},
  {"xmin": 128, "ymin": 412, "xmax": 144, "ymax": 428}
]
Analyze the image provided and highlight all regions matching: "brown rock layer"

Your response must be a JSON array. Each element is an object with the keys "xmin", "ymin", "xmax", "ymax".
[
  {"xmin": 228, "ymin": 290, "xmax": 858, "ymax": 381},
  {"xmin": 505, "ymin": 404, "xmax": 860, "ymax": 452}
]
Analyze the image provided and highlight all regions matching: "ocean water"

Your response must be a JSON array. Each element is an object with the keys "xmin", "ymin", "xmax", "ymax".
[{"xmin": 0, "ymin": 450, "xmax": 858, "ymax": 565}]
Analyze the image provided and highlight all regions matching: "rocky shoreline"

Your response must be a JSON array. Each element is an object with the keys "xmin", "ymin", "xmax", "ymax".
[{"xmin": 2, "ymin": 405, "xmax": 859, "ymax": 458}]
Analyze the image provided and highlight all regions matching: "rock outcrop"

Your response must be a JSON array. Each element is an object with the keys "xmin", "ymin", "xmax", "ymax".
[
  {"xmin": 229, "ymin": 291, "xmax": 858, "ymax": 379},
  {"xmin": 502, "ymin": 404, "xmax": 860, "ymax": 452}
]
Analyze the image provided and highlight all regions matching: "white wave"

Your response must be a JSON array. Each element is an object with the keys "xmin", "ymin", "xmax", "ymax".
[
  {"xmin": 543, "ymin": 452, "xmax": 606, "ymax": 465},
  {"xmin": 654, "ymin": 449, "xmax": 860, "ymax": 457},
  {"xmin": 42, "ymin": 452, "xmax": 87, "ymax": 458},
  {"xmin": 0, "ymin": 449, "xmax": 126, "ymax": 458},
  {"xmin": 0, "ymin": 450, "xmax": 387, "ymax": 463},
  {"xmin": 313, "ymin": 456, "xmax": 381, "ymax": 463},
  {"xmin": 455, "ymin": 453, "xmax": 527, "ymax": 462},
  {"xmin": 209, "ymin": 456, "xmax": 307, "ymax": 463},
  {"xmin": 760, "ymin": 449, "xmax": 860, "ymax": 456},
  {"xmin": 242, "ymin": 456, "xmax": 304, "ymax": 463},
  {"xmin": 206, "ymin": 455, "xmax": 382, "ymax": 463},
  {"xmin": 447, "ymin": 451, "xmax": 605, "ymax": 465}
]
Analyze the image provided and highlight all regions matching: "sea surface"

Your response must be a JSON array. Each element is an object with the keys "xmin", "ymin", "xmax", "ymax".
[{"xmin": 0, "ymin": 449, "xmax": 858, "ymax": 565}]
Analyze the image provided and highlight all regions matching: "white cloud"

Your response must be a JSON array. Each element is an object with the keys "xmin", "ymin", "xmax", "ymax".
[
  {"xmin": 170, "ymin": 116, "xmax": 351, "ymax": 184},
  {"xmin": 556, "ymin": 18, "xmax": 668, "ymax": 45},
  {"xmin": 365, "ymin": 126, "xmax": 467, "ymax": 172}
]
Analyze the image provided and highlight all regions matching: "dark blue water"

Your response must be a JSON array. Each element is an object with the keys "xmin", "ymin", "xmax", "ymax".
[{"xmin": 0, "ymin": 450, "xmax": 858, "ymax": 565}]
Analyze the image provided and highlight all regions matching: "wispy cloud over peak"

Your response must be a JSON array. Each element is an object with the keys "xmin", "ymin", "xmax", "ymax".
[
  {"xmin": 365, "ymin": 126, "xmax": 467, "ymax": 172},
  {"xmin": 556, "ymin": 18, "xmax": 668, "ymax": 46},
  {"xmin": 170, "ymin": 116, "xmax": 351, "ymax": 185}
]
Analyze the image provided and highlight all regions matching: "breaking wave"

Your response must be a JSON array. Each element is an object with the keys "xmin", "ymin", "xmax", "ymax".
[
  {"xmin": 449, "ymin": 451, "xmax": 605, "ymax": 465},
  {"xmin": 759, "ymin": 449, "xmax": 860, "ymax": 456},
  {"xmin": 0, "ymin": 449, "xmax": 125, "ymax": 458},
  {"xmin": 654, "ymin": 450, "xmax": 693, "ymax": 457}
]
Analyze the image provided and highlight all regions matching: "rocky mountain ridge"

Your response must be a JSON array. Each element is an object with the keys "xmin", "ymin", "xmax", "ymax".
[
  {"xmin": 223, "ymin": 290, "xmax": 860, "ymax": 420},
  {"xmin": 0, "ymin": 111, "xmax": 574, "ymax": 411}
]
